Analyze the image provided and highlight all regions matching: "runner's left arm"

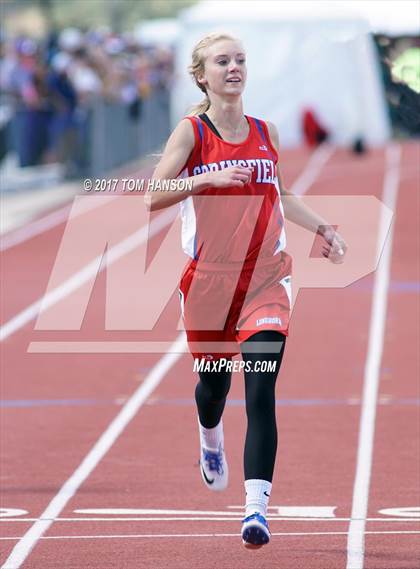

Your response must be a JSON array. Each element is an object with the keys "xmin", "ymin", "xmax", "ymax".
[{"xmin": 267, "ymin": 121, "xmax": 347, "ymax": 263}]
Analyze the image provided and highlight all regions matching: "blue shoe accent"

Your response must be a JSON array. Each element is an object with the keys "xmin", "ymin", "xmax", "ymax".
[
  {"xmin": 199, "ymin": 443, "xmax": 228, "ymax": 491},
  {"xmin": 241, "ymin": 512, "xmax": 270, "ymax": 549},
  {"xmin": 202, "ymin": 448, "xmax": 224, "ymax": 475}
]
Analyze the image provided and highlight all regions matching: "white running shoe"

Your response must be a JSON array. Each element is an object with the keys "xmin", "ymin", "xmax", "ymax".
[
  {"xmin": 241, "ymin": 512, "xmax": 271, "ymax": 549},
  {"xmin": 199, "ymin": 443, "xmax": 229, "ymax": 491}
]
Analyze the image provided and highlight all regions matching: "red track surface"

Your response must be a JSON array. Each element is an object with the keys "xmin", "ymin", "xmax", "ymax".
[{"xmin": 1, "ymin": 143, "xmax": 419, "ymax": 569}]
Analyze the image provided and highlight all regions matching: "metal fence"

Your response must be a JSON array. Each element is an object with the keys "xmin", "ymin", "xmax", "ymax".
[
  {"xmin": 3, "ymin": 88, "xmax": 171, "ymax": 180},
  {"xmin": 87, "ymin": 88, "xmax": 171, "ymax": 178}
]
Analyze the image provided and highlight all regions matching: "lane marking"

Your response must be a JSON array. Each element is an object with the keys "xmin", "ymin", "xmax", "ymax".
[
  {"xmin": 0, "ymin": 399, "xmax": 114, "ymax": 408},
  {"xmin": 0, "ymin": 510, "xmax": 28, "ymax": 519},
  {"xmin": 0, "ymin": 207, "xmax": 176, "ymax": 342},
  {"xmin": 0, "ymin": 333, "xmax": 186, "ymax": 569},
  {"xmin": 75, "ymin": 509, "xmax": 242, "ymax": 516},
  {"xmin": 0, "ymin": 162, "xmax": 155, "ymax": 251},
  {"xmin": 74, "ymin": 506, "xmax": 336, "ymax": 518},
  {"xmin": 5, "ymin": 396, "xmax": 416, "ymax": 408},
  {"xmin": 1, "ymin": 203, "xmax": 71, "ymax": 251},
  {"xmin": 0, "ymin": 195, "xmax": 119, "ymax": 253},
  {"xmin": 379, "ymin": 507, "xmax": 420, "ymax": 518},
  {"xmin": 227, "ymin": 506, "xmax": 336, "ymax": 518},
  {"xmin": 1, "ymin": 531, "xmax": 419, "ymax": 541},
  {"xmin": 290, "ymin": 143, "xmax": 335, "ymax": 196},
  {"xmin": 141, "ymin": 397, "xmax": 420, "ymax": 407},
  {"xmin": 2, "ymin": 517, "xmax": 419, "ymax": 523},
  {"xmin": 346, "ymin": 143, "xmax": 401, "ymax": 569},
  {"xmin": 27, "ymin": 342, "xmax": 190, "ymax": 353}
]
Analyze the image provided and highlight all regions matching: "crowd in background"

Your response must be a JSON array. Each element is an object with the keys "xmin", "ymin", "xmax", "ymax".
[
  {"xmin": 0, "ymin": 27, "xmax": 174, "ymax": 172},
  {"xmin": 0, "ymin": 27, "xmax": 418, "ymax": 175}
]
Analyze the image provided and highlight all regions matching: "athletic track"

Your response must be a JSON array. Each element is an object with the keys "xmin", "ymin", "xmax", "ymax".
[{"xmin": 1, "ymin": 141, "xmax": 419, "ymax": 569}]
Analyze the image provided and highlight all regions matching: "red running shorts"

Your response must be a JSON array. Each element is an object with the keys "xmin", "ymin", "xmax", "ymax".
[{"xmin": 178, "ymin": 252, "xmax": 292, "ymax": 360}]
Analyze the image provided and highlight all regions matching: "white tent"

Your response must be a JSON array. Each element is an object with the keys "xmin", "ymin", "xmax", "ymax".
[
  {"xmin": 171, "ymin": 0, "xmax": 392, "ymax": 146},
  {"xmin": 134, "ymin": 19, "xmax": 180, "ymax": 47}
]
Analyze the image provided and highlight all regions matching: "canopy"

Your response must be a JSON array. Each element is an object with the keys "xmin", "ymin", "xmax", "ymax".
[{"xmin": 171, "ymin": 0, "xmax": 393, "ymax": 146}]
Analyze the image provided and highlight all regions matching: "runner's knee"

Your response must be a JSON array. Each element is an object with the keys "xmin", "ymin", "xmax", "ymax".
[{"xmin": 196, "ymin": 368, "xmax": 232, "ymax": 402}]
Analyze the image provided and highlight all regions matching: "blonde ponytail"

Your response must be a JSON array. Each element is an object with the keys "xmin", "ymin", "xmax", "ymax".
[{"xmin": 189, "ymin": 95, "xmax": 211, "ymax": 116}]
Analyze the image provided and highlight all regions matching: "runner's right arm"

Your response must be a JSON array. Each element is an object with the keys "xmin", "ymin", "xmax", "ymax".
[{"xmin": 145, "ymin": 119, "xmax": 252, "ymax": 211}]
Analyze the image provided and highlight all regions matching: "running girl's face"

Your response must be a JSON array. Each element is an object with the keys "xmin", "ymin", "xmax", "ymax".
[{"xmin": 199, "ymin": 40, "xmax": 247, "ymax": 97}]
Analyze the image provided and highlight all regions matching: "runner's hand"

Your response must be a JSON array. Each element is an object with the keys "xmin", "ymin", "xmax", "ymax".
[
  {"xmin": 209, "ymin": 166, "xmax": 253, "ymax": 188},
  {"xmin": 319, "ymin": 225, "xmax": 347, "ymax": 264}
]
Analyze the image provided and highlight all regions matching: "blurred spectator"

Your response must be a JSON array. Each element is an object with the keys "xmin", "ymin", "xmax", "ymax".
[
  {"xmin": 67, "ymin": 48, "xmax": 102, "ymax": 104},
  {"xmin": 1, "ymin": 37, "xmax": 51, "ymax": 166},
  {"xmin": 45, "ymin": 52, "xmax": 78, "ymax": 175},
  {"xmin": 302, "ymin": 108, "xmax": 329, "ymax": 147},
  {"xmin": 0, "ymin": 26, "xmax": 175, "ymax": 170}
]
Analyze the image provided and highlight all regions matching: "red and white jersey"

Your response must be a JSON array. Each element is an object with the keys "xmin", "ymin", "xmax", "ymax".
[{"xmin": 180, "ymin": 115, "xmax": 286, "ymax": 264}]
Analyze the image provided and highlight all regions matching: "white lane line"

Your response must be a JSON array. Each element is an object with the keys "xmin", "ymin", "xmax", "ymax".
[
  {"xmin": 0, "ymin": 162, "xmax": 155, "ymax": 251},
  {"xmin": 1, "ymin": 531, "xmax": 419, "ymax": 541},
  {"xmin": 0, "ymin": 207, "xmax": 176, "ymax": 342},
  {"xmin": 27, "ymin": 342, "xmax": 190, "ymax": 353},
  {"xmin": 0, "ymin": 332, "xmax": 187, "ymax": 569},
  {"xmin": 1, "ymin": 203, "xmax": 72, "ymax": 251},
  {"xmin": 0, "ymin": 195, "xmax": 120, "ymax": 253},
  {"xmin": 76, "ymin": 506, "xmax": 336, "ymax": 517},
  {"xmin": 346, "ymin": 143, "xmax": 401, "ymax": 569},
  {"xmin": 289, "ymin": 142, "xmax": 335, "ymax": 196},
  {"xmin": 2, "ymin": 517, "xmax": 419, "ymax": 523}
]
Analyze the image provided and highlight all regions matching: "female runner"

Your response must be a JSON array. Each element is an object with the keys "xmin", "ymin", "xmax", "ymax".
[{"xmin": 145, "ymin": 32, "xmax": 346, "ymax": 549}]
